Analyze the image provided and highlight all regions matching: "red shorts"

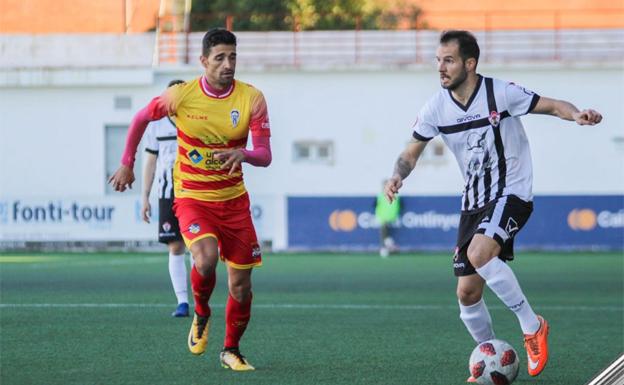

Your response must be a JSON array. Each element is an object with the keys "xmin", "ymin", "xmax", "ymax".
[{"xmin": 173, "ymin": 193, "xmax": 262, "ymax": 269}]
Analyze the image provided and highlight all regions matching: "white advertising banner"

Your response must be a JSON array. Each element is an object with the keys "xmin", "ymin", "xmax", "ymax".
[{"xmin": 0, "ymin": 195, "xmax": 284, "ymax": 246}]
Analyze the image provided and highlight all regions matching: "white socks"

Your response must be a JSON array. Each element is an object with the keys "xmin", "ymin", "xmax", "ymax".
[
  {"xmin": 476, "ymin": 258, "xmax": 540, "ymax": 335},
  {"xmin": 168, "ymin": 252, "xmax": 189, "ymax": 305},
  {"xmin": 459, "ymin": 298, "xmax": 495, "ymax": 343}
]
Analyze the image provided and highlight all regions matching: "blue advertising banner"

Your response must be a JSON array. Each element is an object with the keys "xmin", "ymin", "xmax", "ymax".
[{"xmin": 287, "ymin": 195, "xmax": 624, "ymax": 251}]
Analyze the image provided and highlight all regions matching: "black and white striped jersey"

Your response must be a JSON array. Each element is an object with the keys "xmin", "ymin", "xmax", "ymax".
[
  {"xmin": 144, "ymin": 117, "xmax": 177, "ymax": 199},
  {"xmin": 412, "ymin": 75, "xmax": 540, "ymax": 212}
]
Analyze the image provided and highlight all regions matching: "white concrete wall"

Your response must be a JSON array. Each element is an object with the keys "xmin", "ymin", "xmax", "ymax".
[
  {"xmin": 1, "ymin": 37, "xmax": 622, "ymax": 248},
  {"xmin": 2, "ymin": 65, "xmax": 623, "ymax": 198}
]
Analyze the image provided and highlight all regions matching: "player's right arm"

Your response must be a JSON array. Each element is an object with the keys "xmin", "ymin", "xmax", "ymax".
[
  {"xmin": 141, "ymin": 152, "xmax": 157, "ymax": 223},
  {"xmin": 385, "ymin": 139, "xmax": 428, "ymax": 203},
  {"xmin": 108, "ymin": 86, "xmax": 183, "ymax": 192}
]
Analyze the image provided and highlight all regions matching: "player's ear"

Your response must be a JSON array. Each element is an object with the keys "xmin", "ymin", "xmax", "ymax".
[
  {"xmin": 465, "ymin": 57, "xmax": 477, "ymax": 72},
  {"xmin": 199, "ymin": 55, "xmax": 208, "ymax": 68}
]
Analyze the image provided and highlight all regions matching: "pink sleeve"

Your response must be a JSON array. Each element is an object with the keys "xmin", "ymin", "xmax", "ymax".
[
  {"xmin": 241, "ymin": 135, "xmax": 272, "ymax": 167},
  {"xmin": 120, "ymin": 97, "xmax": 169, "ymax": 168}
]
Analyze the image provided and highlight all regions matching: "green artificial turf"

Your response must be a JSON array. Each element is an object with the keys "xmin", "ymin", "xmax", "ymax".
[{"xmin": 1, "ymin": 252, "xmax": 622, "ymax": 385}]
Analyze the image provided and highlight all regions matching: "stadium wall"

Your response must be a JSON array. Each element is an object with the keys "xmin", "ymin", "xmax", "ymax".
[{"xmin": 1, "ymin": 36, "xmax": 622, "ymax": 251}]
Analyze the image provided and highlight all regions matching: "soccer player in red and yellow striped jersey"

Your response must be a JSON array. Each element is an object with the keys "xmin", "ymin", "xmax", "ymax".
[{"xmin": 109, "ymin": 29, "xmax": 271, "ymax": 371}]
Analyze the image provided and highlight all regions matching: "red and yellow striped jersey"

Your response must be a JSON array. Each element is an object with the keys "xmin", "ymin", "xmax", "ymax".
[{"xmin": 148, "ymin": 77, "xmax": 270, "ymax": 202}]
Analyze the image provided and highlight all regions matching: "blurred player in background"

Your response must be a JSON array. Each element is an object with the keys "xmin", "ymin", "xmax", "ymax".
[
  {"xmin": 109, "ymin": 28, "xmax": 272, "ymax": 371},
  {"xmin": 141, "ymin": 79, "xmax": 191, "ymax": 318},
  {"xmin": 375, "ymin": 179, "xmax": 400, "ymax": 257},
  {"xmin": 384, "ymin": 30, "xmax": 602, "ymax": 382}
]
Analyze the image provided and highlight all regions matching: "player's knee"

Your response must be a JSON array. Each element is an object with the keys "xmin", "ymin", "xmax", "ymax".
[
  {"xmin": 169, "ymin": 240, "xmax": 185, "ymax": 255},
  {"xmin": 192, "ymin": 250, "xmax": 218, "ymax": 275},
  {"xmin": 229, "ymin": 279, "xmax": 252, "ymax": 302},
  {"xmin": 456, "ymin": 286, "xmax": 482, "ymax": 305},
  {"xmin": 466, "ymin": 246, "xmax": 489, "ymax": 268}
]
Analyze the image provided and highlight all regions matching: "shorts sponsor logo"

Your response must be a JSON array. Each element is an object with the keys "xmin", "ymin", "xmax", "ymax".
[
  {"xmin": 230, "ymin": 109, "xmax": 240, "ymax": 128},
  {"xmin": 188, "ymin": 223, "xmax": 200, "ymax": 234},
  {"xmin": 453, "ymin": 262, "xmax": 465, "ymax": 269},
  {"xmin": 251, "ymin": 244, "xmax": 262, "ymax": 259},
  {"xmin": 505, "ymin": 217, "xmax": 519, "ymax": 237},
  {"xmin": 188, "ymin": 149, "xmax": 203, "ymax": 164},
  {"xmin": 162, "ymin": 222, "xmax": 171, "ymax": 232}
]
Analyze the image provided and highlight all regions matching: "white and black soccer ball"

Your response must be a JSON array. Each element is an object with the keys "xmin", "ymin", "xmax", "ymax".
[{"xmin": 468, "ymin": 339, "xmax": 519, "ymax": 385}]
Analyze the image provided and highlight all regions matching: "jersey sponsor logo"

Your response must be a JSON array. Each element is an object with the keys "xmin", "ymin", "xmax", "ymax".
[
  {"xmin": 488, "ymin": 111, "xmax": 500, "ymax": 127},
  {"xmin": 457, "ymin": 114, "xmax": 481, "ymax": 123},
  {"xmin": 230, "ymin": 109, "xmax": 240, "ymax": 128},
  {"xmin": 185, "ymin": 113, "xmax": 210, "ymax": 121},
  {"xmin": 188, "ymin": 223, "xmax": 200, "ymax": 234},
  {"xmin": 505, "ymin": 217, "xmax": 519, "ymax": 237},
  {"xmin": 188, "ymin": 149, "xmax": 204, "ymax": 164},
  {"xmin": 162, "ymin": 221, "xmax": 171, "ymax": 232}
]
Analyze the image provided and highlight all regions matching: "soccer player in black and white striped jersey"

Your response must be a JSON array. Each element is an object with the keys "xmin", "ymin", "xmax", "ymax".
[
  {"xmin": 384, "ymin": 30, "xmax": 601, "ymax": 381},
  {"xmin": 141, "ymin": 79, "xmax": 192, "ymax": 318}
]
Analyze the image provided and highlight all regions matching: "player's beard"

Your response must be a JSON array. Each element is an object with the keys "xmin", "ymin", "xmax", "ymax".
[{"xmin": 442, "ymin": 66, "xmax": 468, "ymax": 91}]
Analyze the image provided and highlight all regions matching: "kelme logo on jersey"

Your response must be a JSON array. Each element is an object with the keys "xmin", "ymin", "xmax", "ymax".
[
  {"xmin": 230, "ymin": 109, "xmax": 240, "ymax": 128},
  {"xmin": 188, "ymin": 149, "xmax": 203, "ymax": 164},
  {"xmin": 188, "ymin": 223, "xmax": 200, "ymax": 234},
  {"xmin": 488, "ymin": 111, "xmax": 500, "ymax": 127}
]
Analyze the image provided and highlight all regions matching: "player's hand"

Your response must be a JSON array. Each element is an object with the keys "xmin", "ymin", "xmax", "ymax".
[
  {"xmin": 384, "ymin": 175, "xmax": 403, "ymax": 203},
  {"xmin": 141, "ymin": 199, "xmax": 151, "ymax": 223},
  {"xmin": 214, "ymin": 149, "xmax": 245, "ymax": 175},
  {"xmin": 108, "ymin": 165, "xmax": 135, "ymax": 192},
  {"xmin": 573, "ymin": 109, "xmax": 602, "ymax": 126}
]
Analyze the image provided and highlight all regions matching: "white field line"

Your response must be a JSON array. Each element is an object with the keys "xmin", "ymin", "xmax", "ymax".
[{"xmin": 0, "ymin": 303, "xmax": 621, "ymax": 311}]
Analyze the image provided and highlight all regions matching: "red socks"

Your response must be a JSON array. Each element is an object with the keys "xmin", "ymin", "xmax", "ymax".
[
  {"xmin": 190, "ymin": 265, "xmax": 216, "ymax": 317},
  {"xmin": 224, "ymin": 293, "xmax": 252, "ymax": 348}
]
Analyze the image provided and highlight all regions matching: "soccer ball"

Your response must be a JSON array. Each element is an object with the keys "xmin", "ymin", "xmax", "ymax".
[{"xmin": 468, "ymin": 339, "xmax": 519, "ymax": 385}]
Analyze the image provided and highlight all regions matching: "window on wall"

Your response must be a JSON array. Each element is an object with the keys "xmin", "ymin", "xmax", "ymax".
[
  {"xmin": 105, "ymin": 125, "xmax": 142, "ymax": 195},
  {"xmin": 293, "ymin": 141, "xmax": 334, "ymax": 164}
]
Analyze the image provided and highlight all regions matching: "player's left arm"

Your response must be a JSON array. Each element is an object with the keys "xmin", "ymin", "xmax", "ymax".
[
  {"xmin": 215, "ymin": 90, "xmax": 272, "ymax": 174},
  {"xmin": 531, "ymin": 97, "xmax": 602, "ymax": 126}
]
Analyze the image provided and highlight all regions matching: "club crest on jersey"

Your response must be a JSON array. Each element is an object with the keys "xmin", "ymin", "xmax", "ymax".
[
  {"xmin": 188, "ymin": 149, "xmax": 203, "ymax": 164},
  {"xmin": 188, "ymin": 223, "xmax": 201, "ymax": 234},
  {"xmin": 230, "ymin": 109, "xmax": 240, "ymax": 128},
  {"xmin": 162, "ymin": 222, "xmax": 171, "ymax": 232},
  {"xmin": 488, "ymin": 111, "xmax": 500, "ymax": 127}
]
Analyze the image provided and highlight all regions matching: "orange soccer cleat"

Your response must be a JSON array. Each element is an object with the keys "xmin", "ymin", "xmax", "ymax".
[
  {"xmin": 466, "ymin": 375, "xmax": 477, "ymax": 383},
  {"xmin": 523, "ymin": 315, "xmax": 550, "ymax": 376}
]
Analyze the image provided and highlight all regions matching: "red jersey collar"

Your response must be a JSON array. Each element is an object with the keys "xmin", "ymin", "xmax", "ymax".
[{"xmin": 200, "ymin": 76, "xmax": 235, "ymax": 99}]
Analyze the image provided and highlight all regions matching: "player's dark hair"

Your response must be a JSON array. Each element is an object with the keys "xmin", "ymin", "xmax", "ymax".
[
  {"xmin": 439, "ymin": 30, "xmax": 480, "ymax": 64},
  {"xmin": 202, "ymin": 28, "xmax": 237, "ymax": 56},
  {"xmin": 167, "ymin": 79, "xmax": 184, "ymax": 87}
]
